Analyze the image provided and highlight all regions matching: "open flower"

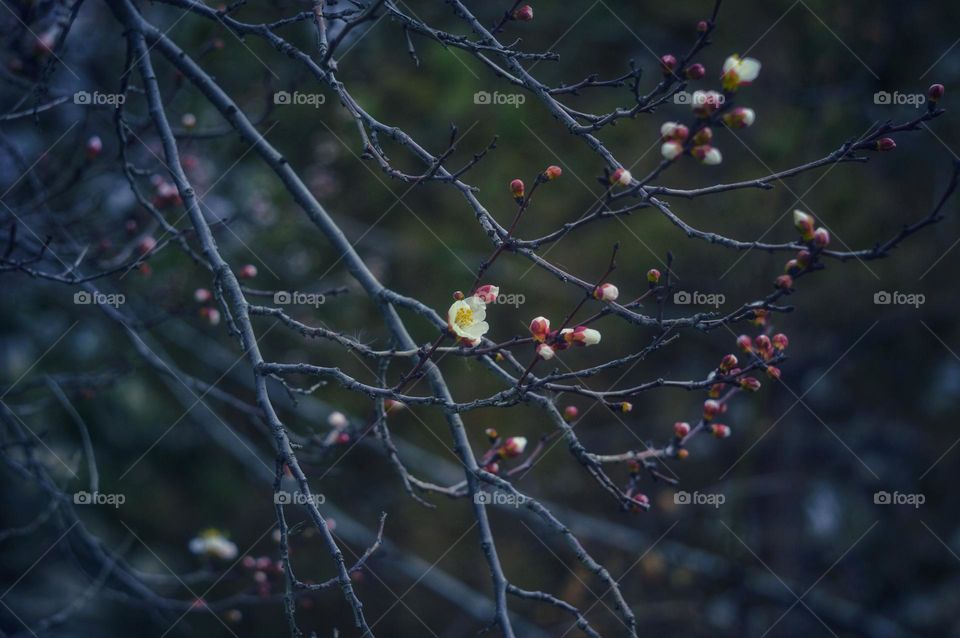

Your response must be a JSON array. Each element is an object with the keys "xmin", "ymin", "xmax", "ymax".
[
  {"xmin": 721, "ymin": 54, "xmax": 761, "ymax": 91},
  {"xmin": 189, "ymin": 529, "xmax": 238, "ymax": 560},
  {"xmin": 447, "ymin": 295, "xmax": 489, "ymax": 346}
]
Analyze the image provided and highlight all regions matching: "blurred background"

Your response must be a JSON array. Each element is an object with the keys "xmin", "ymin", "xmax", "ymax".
[{"xmin": 2, "ymin": 0, "xmax": 960, "ymax": 636}]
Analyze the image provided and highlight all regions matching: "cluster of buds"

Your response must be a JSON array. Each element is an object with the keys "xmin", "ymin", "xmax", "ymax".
[
  {"xmin": 740, "ymin": 332, "xmax": 788, "ymax": 379},
  {"xmin": 240, "ymin": 554, "xmax": 285, "ymax": 598},
  {"xmin": 660, "ymin": 121, "xmax": 689, "ymax": 161},
  {"xmin": 529, "ymin": 316, "xmax": 601, "ymax": 360}
]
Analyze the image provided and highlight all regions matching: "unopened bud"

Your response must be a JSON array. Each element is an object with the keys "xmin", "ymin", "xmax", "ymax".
[
  {"xmin": 500, "ymin": 436, "xmax": 528, "ymax": 458},
  {"xmin": 711, "ymin": 423, "xmax": 731, "ymax": 439},
  {"xmin": 766, "ymin": 365, "xmax": 782, "ymax": 380},
  {"xmin": 754, "ymin": 335, "xmax": 772, "ymax": 352},
  {"xmin": 736, "ymin": 334, "xmax": 753, "ymax": 352},
  {"xmin": 529, "ymin": 316, "xmax": 551, "ymax": 342},
  {"xmin": 719, "ymin": 354, "xmax": 738, "ymax": 372},
  {"xmin": 660, "ymin": 54, "xmax": 678, "ymax": 75},
  {"xmin": 86, "ymin": 135, "xmax": 103, "ymax": 160},
  {"xmin": 181, "ymin": 113, "xmax": 197, "ymax": 129},
  {"xmin": 775, "ymin": 274, "xmax": 794, "ymax": 290},
  {"xmin": 510, "ymin": 178, "xmax": 525, "ymax": 201},
  {"xmin": 876, "ymin": 137, "xmax": 896, "ymax": 152},
  {"xmin": 513, "ymin": 4, "xmax": 533, "ymax": 21},
  {"xmin": 453, "ymin": 290, "xmax": 465, "ymax": 300},
  {"xmin": 739, "ymin": 377, "xmax": 761, "ymax": 392},
  {"xmin": 660, "ymin": 121, "xmax": 689, "ymax": 141},
  {"xmin": 928, "ymin": 83, "xmax": 945, "ymax": 102},
  {"xmin": 722, "ymin": 106, "xmax": 756, "ymax": 129},
  {"xmin": 563, "ymin": 405, "xmax": 579, "ymax": 422},
  {"xmin": 194, "ymin": 288, "xmax": 212, "ymax": 303},
  {"xmin": 328, "ymin": 411, "xmax": 348, "ymax": 429},
  {"xmin": 685, "ymin": 63, "xmax": 706, "ymax": 80},
  {"xmin": 239, "ymin": 264, "xmax": 258, "ymax": 279},
  {"xmin": 676, "ymin": 448, "xmax": 690, "ymax": 459},
  {"xmin": 544, "ymin": 165, "xmax": 562, "ymax": 180},
  {"xmin": 646, "ymin": 268, "xmax": 661, "ymax": 285},
  {"xmin": 793, "ymin": 210, "xmax": 815, "ymax": 240},
  {"xmin": 661, "ymin": 140, "xmax": 684, "ymax": 161},
  {"xmin": 619, "ymin": 402, "xmax": 633, "ymax": 413},
  {"xmin": 813, "ymin": 227, "xmax": 830, "ymax": 248},
  {"xmin": 593, "ymin": 282, "xmax": 619, "ymax": 302},
  {"xmin": 772, "ymin": 333, "xmax": 789, "ymax": 350},
  {"xmin": 692, "ymin": 127, "xmax": 713, "ymax": 145},
  {"xmin": 610, "ymin": 167, "xmax": 632, "ymax": 187},
  {"xmin": 703, "ymin": 399, "xmax": 721, "ymax": 420},
  {"xmin": 691, "ymin": 144, "xmax": 722, "ymax": 165},
  {"xmin": 536, "ymin": 343, "xmax": 556, "ymax": 361},
  {"xmin": 674, "ymin": 421, "xmax": 691, "ymax": 437},
  {"xmin": 696, "ymin": 20, "xmax": 709, "ymax": 33}
]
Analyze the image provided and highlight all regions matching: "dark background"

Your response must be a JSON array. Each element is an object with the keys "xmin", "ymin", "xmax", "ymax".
[{"xmin": 2, "ymin": 1, "xmax": 960, "ymax": 636}]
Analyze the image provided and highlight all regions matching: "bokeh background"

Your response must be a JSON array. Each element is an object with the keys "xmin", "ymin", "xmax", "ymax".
[{"xmin": 2, "ymin": 0, "xmax": 960, "ymax": 636}]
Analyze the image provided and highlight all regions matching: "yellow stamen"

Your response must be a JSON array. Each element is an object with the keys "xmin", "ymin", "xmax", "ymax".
[{"xmin": 454, "ymin": 307, "xmax": 473, "ymax": 328}]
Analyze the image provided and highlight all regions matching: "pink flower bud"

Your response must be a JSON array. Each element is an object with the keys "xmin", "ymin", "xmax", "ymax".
[
  {"xmin": 529, "ymin": 316, "xmax": 551, "ymax": 342},
  {"xmin": 200, "ymin": 307, "xmax": 221, "ymax": 326},
  {"xmin": 928, "ymin": 83, "xmax": 945, "ymax": 102},
  {"xmin": 513, "ymin": 4, "xmax": 533, "ymax": 21},
  {"xmin": 711, "ymin": 423, "xmax": 731, "ymax": 439},
  {"xmin": 708, "ymin": 383, "xmax": 724, "ymax": 398},
  {"xmin": 696, "ymin": 20, "xmax": 709, "ymax": 33},
  {"xmin": 775, "ymin": 274, "xmax": 794, "ymax": 290},
  {"xmin": 719, "ymin": 354, "xmax": 738, "ymax": 372},
  {"xmin": 474, "ymin": 284, "xmax": 499, "ymax": 304},
  {"xmin": 194, "ymin": 288, "xmax": 212, "ymax": 303},
  {"xmin": 536, "ymin": 343, "xmax": 556, "ymax": 360},
  {"xmin": 722, "ymin": 107, "xmax": 756, "ymax": 129},
  {"xmin": 772, "ymin": 333, "xmax": 789, "ymax": 350},
  {"xmin": 691, "ymin": 145, "xmax": 722, "ymax": 165},
  {"xmin": 610, "ymin": 167, "xmax": 632, "ymax": 187},
  {"xmin": 785, "ymin": 259, "xmax": 800, "ymax": 275},
  {"xmin": 660, "ymin": 54, "xmax": 678, "ymax": 75},
  {"xmin": 661, "ymin": 141, "xmax": 684, "ymax": 161},
  {"xmin": 86, "ymin": 135, "xmax": 103, "ymax": 160},
  {"xmin": 674, "ymin": 421, "xmax": 691, "ymax": 437},
  {"xmin": 754, "ymin": 335, "xmax": 772, "ymax": 352},
  {"xmin": 792, "ymin": 210, "xmax": 815, "ymax": 240},
  {"xmin": 452, "ymin": 290, "xmax": 465, "ymax": 300},
  {"xmin": 138, "ymin": 236, "xmax": 157, "ymax": 254},
  {"xmin": 510, "ymin": 178, "xmax": 525, "ymax": 201},
  {"xmin": 692, "ymin": 127, "xmax": 713, "ymax": 145},
  {"xmin": 813, "ymin": 227, "xmax": 830, "ymax": 248},
  {"xmin": 544, "ymin": 165, "xmax": 562, "ymax": 180},
  {"xmin": 796, "ymin": 250, "xmax": 812, "ymax": 268},
  {"xmin": 500, "ymin": 436, "xmax": 528, "ymax": 458},
  {"xmin": 631, "ymin": 493, "xmax": 650, "ymax": 510},
  {"xmin": 336, "ymin": 432, "xmax": 351, "ymax": 444},
  {"xmin": 563, "ymin": 405, "xmax": 579, "ymax": 422},
  {"xmin": 646, "ymin": 268, "xmax": 661, "ymax": 285},
  {"xmin": 563, "ymin": 326, "xmax": 601, "ymax": 346},
  {"xmin": 685, "ymin": 63, "xmax": 706, "ymax": 80},
  {"xmin": 181, "ymin": 113, "xmax": 197, "ymax": 129},
  {"xmin": 677, "ymin": 448, "xmax": 690, "ymax": 459},
  {"xmin": 736, "ymin": 334, "xmax": 753, "ymax": 352},
  {"xmin": 619, "ymin": 402, "xmax": 633, "ymax": 413},
  {"xmin": 239, "ymin": 264, "xmax": 258, "ymax": 279},
  {"xmin": 739, "ymin": 377, "xmax": 761, "ymax": 392},
  {"xmin": 876, "ymin": 137, "xmax": 896, "ymax": 152},
  {"xmin": 703, "ymin": 399, "xmax": 721, "ymax": 420},
  {"xmin": 593, "ymin": 282, "xmax": 619, "ymax": 302},
  {"xmin": 766, "ymin": 365, "xmax": 782, "ymax": 380}
]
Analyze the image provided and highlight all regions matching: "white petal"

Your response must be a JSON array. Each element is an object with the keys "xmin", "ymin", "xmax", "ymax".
[
  {"xmin": 661, "ymin": 141, "xmax": 682, "ymax": 160},
  {"xmin": 738, "ymin": 58, "xmax": 761, "ymax": 82},
  {"xmin": 722, "ymin": 55, "xmax": 738, "ymax": 74}
]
